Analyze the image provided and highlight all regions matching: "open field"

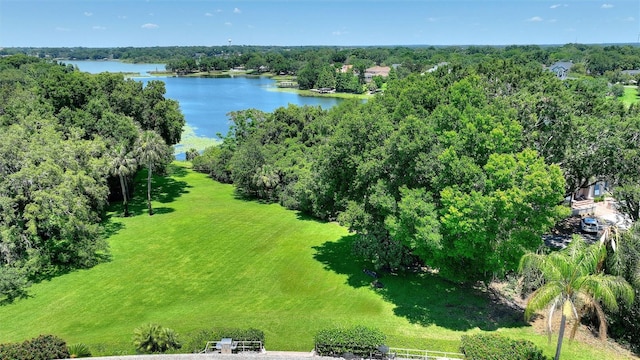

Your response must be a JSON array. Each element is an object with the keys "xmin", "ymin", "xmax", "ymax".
[{"xmin": 0, "ymin": 163, "xmax": 635, "ymax": 359}]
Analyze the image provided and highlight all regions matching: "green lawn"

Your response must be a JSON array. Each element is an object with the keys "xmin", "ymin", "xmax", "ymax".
[
  {"xmin": 620, "ymin": 86, "xmax": 639, "ymax": 107},
  {"xmin": 0, "ymin": 163, "xmax": 634, "ymax": 359}
]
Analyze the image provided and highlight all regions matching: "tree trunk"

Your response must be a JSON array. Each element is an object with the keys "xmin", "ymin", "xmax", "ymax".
[
  {"xmin": 147, "ymin": 165, "xmax": 153, "ymax": 216},
  {"xmin": 555, "ymin": 301, "xmax": 569, "ymax": 360},
  {"xmin": 119, "ymin": 174, "xmax": 129, "ymax": 217}
]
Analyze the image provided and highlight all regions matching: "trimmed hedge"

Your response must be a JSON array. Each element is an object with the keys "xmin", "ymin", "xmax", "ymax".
[
  {"xmin": 460, "ymin": 334, "xmax": 548, "ymax": 360},
  {"xmin": 183, "ymin": 327, "xmax": 265, "ymax": 353},
  {"xmin": 314, "ymin": 325, "xmax": 386, "ymax": 357},
  {"xmin": 0, "ymin": 334, "xmax": 69, "ymax": 360}
]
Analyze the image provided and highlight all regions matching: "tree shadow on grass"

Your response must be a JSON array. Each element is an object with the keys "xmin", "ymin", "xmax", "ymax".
[
  {"xmin": 126, "ymin": 164, "xmax": 191, "ymax": 216},
  {"xmin": 312, "ymin": 234, "xmax": 527, "ymax": 332},
  {"xmin": 101, "ymin": 213, "xmax": 126, "ymax": 238}
]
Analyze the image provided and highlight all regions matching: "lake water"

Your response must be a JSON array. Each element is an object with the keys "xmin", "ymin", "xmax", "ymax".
[{"xmin": 65, "ymin": 61, "xmax": 342, "ymax": 140}]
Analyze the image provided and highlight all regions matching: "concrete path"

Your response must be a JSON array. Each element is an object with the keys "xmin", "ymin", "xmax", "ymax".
[{"xmin": 77, "ymin": 351, "xmax": 329, "ymax": 360}]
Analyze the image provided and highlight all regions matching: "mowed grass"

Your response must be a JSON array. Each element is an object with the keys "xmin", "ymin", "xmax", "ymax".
[
  {"xmin": 620, "ymin": 85, "xmax": 639, "ymax": 107},
  {"xmin": 0, "ymin": 163, "xmax": 634, "ymax": 359}
]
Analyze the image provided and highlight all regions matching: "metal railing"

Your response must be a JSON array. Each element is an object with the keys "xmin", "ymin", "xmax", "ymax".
[
  {"xmin": 388, "ymin": 347, "xmax": 464, "ymax": 360},
  {"xmin": 202, "ymin": 340, "xmax": 264, "ymax": 353}
]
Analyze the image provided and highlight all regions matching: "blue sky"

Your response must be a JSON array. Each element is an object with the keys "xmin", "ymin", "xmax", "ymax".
[{"xmin": 1, "ymin": 0, "xmax": 639, "ymax": 47}]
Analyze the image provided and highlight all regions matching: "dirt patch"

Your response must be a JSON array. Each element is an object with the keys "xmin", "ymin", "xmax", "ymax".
[
  {"xmin": 489, "ymin": 279, "xmax": 638, "ymax": 359},
  {"xmin": 530, "ymin": 312, "xmax": 637, "ymax": 359}
]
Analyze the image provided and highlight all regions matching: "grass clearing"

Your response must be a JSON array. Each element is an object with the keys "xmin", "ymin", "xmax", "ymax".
[
  {"xmin": 620, "ymin": 86, "xmax": 639, "ymax": 107},
  {"xmin": 0, "ymin": 163, "xmax": 634, "ymax": 359},
  {"xmin": 266, "ymin": 86, "xmax": 372, "ymax": 100}
]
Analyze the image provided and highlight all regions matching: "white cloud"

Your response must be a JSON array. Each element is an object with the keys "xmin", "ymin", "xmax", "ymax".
[
  {"xmin": 624, "ymin": 16, "xmax": 636, "ymax": 21},
  {"xmin": 84, "ymin": 11, "xmax": 93, "ymax": 16},
  {"xmin": 548, "ymin": 19, "xmax": 558, "ymax": 23},
  {"xmin": 224, "ymin": 22, "xmax": 232, "ymax": 26},
  {"xmin": 92, "ymin": 25, "xmax": 106, "ymax": 30},
  {"xmin": 527, "ymin": 16, "xmax": 543, "ymax": 22},
  {"xmin": 233, "ymin": 7, "xmax": 241, "ymax": 14},
  {"xmin": 550, "ymin": 4, "xmax": 568, "ymax": 9},
  {"xmin": 141, "ymin": 23, "xmax": 159, "ymax": 29},
  {"xmin": 56, "ymin": 26, "xmax": 71, "ymax": 32},
  {"xmin": 118, "ymin": 15, "xmax": 127, "ymax": 19},
  {"xmin": 426, "ymin": 17, "xmax": 437, "ymax": 22},
  {"xmin": 205, "ymin": 12, "xmax": 213, "ymax": 16},
  {"xmin": 602, "ymin": 3, "xmax": 614, "ymax": 8}
]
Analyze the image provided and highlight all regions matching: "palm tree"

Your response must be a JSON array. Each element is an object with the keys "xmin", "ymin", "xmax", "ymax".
[
  {"xmin": 135, "ymin": 130, "xmax": 171, "ymax": 216},
  {"xmin": 110, "ymin": 145, "xmax": 137, "ymax": 217},
  {"xmin": 519, "ymin": 237, "xmax": 634, "ymax": 360}
]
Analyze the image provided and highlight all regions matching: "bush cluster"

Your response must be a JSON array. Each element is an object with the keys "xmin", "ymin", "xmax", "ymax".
[
  {"xmin": 314, "ymin": 325, "xmax": 386, "ymax": 357},
  {"xmin": 0, "ymin": 334, "xmax": 69, "ymax": 360},
  {"xmin": 460, "ymin": 333, "xmax": 548, "ymax": 360},
  {"xmin": 183, "ymin": 327, "xmax": 265, "ymax": 353},
  {"xmin": 132, "ymin": 323, "xmax": 181, "ymax": 354}
]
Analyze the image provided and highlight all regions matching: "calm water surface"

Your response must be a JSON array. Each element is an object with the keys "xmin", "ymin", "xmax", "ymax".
[{"xmin": 66, "ymin": 61, "xmax": 341, "ymax": 138}]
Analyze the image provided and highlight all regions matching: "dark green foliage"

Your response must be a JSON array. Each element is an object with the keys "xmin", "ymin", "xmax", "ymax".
[
  {"xmin": 603, "ymin": 225, "xmax": 640, "ymax": 353},
  {"xmin": 185, "ymin": 148, "xmax": 200, "ymax": 161},
  {"xmin": 0, "ymin": 55, "xmax": 186, "ymax": 298},
  {"xmin": 0, "ymin": 334, "xmax": 69, "ymax": 360},
  {"xmin": 314, "ymin": 325, "xmax": 386, "ymax": 357},
  {"xmin": 67, "ymin": 343, "xmax": 91, "ymax": 358},
  {"xmin": 0, "ymin": 266, "xmax": 29, "ymax": 304},
  {"xmin": 183, "ymin": 327, "xmax": 265, "ymax": 353},
  {"xmin": 132, "ymin": 323, "xmax": 181, "ymax": 354},
  {"xmin": 460, "ymin": 334, "xmax": 548, "ymax": 360},
  {"xmin": 191, "ymin": 144, "xmax": 233, "ymax": 183}
]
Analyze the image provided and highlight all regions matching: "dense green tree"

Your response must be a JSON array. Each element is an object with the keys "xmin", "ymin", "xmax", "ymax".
[
  {"xmin": 316, "ymin": 65, "xmax": 336, "ymax": 89},
  {"xmin": 230, "ymin": 138, "xmax": 266, "ymax": 198},
  {"xmin": 297, "ymin": 61, "xmax": 320, "ymax": 90},
  {"xmin": 185, "ymin": 148, "xmax": 200, "ymax": 161}
]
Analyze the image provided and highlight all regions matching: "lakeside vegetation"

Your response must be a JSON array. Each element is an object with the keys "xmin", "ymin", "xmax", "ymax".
[{"xmin": 3, "ymin": 45, "xmax": 640, "ymax": 359}]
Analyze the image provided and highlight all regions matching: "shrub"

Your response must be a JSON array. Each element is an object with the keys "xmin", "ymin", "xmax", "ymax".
[
  {"xmin": 132, "ymin": 323, "xmax": 181, "ymax": 354},
  {"xmin": 460, "ymin": 333, "xmax": 548, "ymax": 360},
  {"xmin": 314, "ymin": 325, "xmax": 386, "ymax": 357},
  {"xmin": 67, "ymin": 343, "xmax": 91, "ymax": 358},
  {"xmin": 0, "ymin": 334, "xmax": 69, "ymax": 360},
  {"xmin": 183, "ymin": 327, "xmax": 265, "ymax": 353}
]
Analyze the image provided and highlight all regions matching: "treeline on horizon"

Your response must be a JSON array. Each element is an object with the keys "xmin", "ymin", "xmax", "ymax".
[{"xmin": 5, "ymin": 43, "xmax": 640, "ymax": 79}]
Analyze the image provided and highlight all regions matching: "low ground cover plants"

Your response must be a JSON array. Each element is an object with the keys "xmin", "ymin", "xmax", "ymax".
[
  {"xmin": 67, "ymin": 343, "xmax": 92, "ymax": 358},
  {"xmin": 132, "ymin": 323, "xmax": 181, "ymax": 354}
]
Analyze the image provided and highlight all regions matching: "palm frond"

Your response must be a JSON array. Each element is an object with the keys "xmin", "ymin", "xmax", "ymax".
[{"xmin": 525, "ymin": 284, "xmax": 562, "ymax": 320}]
